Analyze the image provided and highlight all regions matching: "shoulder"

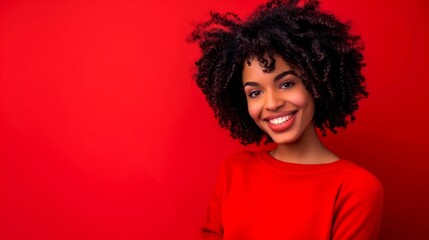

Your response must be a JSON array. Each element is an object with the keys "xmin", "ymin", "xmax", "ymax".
[
  {"xmin": 221, "ymin": 150, "xmax": 261, "ymax": 172},
  {"xmin": 337, "ymin": 160, "xmax": 384, "ymax": 204},
  {"xmin": 340, "ymin": 161, "xmax": 383, "ymax": 190},
  {"xmin": 224, "ymin": 150, "xmax": 258, "ymax": 161}
]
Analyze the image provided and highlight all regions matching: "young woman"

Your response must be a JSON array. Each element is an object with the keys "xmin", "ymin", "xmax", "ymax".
[{"xmin": 190, "ymin": 0, "xmax": 383, "ymax": 239}]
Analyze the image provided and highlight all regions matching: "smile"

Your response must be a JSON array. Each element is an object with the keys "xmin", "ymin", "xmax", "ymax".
[
  {"xmin": 268, "ymin": 114, "xmax": 294, "ymax": 125},
  {"xmin": 264, "ymin": 112, "xmax": 297, "ymax": 132}
]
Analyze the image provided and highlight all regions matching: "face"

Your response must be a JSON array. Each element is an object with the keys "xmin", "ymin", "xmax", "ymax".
[{"xmin": 242, "ymin": 55, "xmax": 315, "ymax": 144}]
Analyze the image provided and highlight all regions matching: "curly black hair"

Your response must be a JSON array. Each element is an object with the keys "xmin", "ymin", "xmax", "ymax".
[{"xmin": 189, "ymin": 0, "xmax": 368, "ymax": 145}]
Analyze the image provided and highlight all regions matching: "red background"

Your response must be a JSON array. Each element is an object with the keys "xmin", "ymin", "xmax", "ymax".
[{"xmin": 1, "ymin": 0, "xmax": 428, "ymax": 239}]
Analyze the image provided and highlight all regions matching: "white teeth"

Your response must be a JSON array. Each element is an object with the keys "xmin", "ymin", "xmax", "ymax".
[{"xmin": 269, "ymin": 114, "xmax": 293, "ymax": 125}]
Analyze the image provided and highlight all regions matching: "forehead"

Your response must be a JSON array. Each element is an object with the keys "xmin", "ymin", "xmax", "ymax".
[{"xmin": 242, "ymin": 56, "xmax": 294, "ymax": 82}]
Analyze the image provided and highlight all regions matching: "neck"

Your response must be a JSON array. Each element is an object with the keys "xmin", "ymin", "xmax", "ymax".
[{"xmin": 270, "ymin": 124, "xmax": 339, "ymax": 164}]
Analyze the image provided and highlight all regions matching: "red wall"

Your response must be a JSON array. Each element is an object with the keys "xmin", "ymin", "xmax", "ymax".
[{"xmin": 1, "ymin": 0, "xmax": 428, "ymax": 239}]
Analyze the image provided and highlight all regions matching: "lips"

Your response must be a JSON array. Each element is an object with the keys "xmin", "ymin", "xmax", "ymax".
[{"xmin": 264, "ymin": 112, "xmax": 297, "ymax": 132}]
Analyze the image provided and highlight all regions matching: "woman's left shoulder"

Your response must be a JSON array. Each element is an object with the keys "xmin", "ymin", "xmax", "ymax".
[{"xmin": 338, "ymin": 160, "xmax": 384, "ymax": 197}]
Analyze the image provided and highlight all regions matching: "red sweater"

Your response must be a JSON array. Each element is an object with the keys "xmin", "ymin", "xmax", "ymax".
[{"xmin": 202, "ymin": 151, "xmax": 383, "ymax": 240}]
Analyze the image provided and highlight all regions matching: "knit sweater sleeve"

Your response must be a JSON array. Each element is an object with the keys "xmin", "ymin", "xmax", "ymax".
[{"xmin": 332, "ymin": 168, "xmax": 384, "ymax": 240}]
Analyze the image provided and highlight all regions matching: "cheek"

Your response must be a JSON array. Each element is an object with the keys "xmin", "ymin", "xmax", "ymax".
[
  {"xmin": 289, "ymin": 87, "xmax": 314, "ymax": 108},
  {"xmin": 289, "ymin": 92, "xmax": 308, "ymax": 107},
  {"xmin": 247, "ymin": 100, "xmax": 262, "ymax": 122},
  {"xmin": 292, "ymin": 92, "xmax": 315, "ymax": 118}
]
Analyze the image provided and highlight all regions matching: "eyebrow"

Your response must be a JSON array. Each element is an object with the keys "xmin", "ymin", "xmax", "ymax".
[{"xmin": 243, "ymin": 70, "xmax": 298, "ymax": 87}]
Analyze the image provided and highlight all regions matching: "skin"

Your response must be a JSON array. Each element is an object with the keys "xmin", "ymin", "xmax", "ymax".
[{"xmin": 242, "ymin": 55, "xmax": 339, "ymax": 164}]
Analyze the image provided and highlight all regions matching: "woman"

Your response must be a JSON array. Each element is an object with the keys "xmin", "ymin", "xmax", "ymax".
[{"xmin": 190, "ymin": 0, "xmax": 383, "ymax": 239}]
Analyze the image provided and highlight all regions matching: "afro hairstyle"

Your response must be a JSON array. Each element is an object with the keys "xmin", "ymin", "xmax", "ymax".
[{"xmin": 189, "ymin": 0, "xmax": 368, "ymax": 145}]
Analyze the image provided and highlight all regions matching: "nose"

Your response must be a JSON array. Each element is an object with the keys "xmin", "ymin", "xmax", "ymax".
[{"xmin": 265, "ymin": 90, "xmax": 284, "ymax": 111}]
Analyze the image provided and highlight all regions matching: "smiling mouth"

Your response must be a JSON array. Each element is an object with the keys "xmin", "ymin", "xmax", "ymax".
[{"xmin": 267, "ymin": 113, "xmax": 295, "ymax": 125}]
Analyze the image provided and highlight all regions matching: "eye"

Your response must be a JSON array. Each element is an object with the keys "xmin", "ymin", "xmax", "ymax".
[
  {"xmin": 248, "ymin": 90, "xmax": 261, "ymax": 98},
  {"xmin": 280, "ymin": 81, "xmax": 295, "ymax": 89}
]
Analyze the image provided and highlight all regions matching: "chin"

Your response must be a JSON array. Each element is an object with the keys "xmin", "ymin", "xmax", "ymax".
[{"xmin": 270, "ymin": 135, "xmax": 300, "ymax": 145}]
